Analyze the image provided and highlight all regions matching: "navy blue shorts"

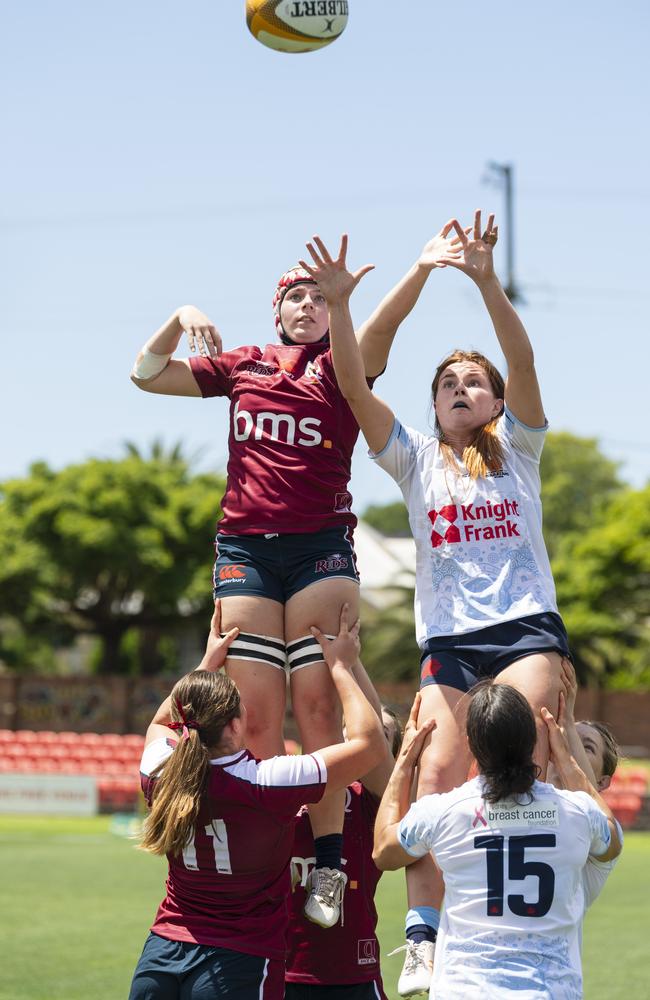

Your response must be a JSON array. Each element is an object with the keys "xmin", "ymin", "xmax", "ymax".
[
  {"xmin": 420, "ymin": 612, "xmax": 571, "ymax": 693},
  {"xmin": 213, "ymin": 528, "xmax": 359, "ymax": 603},
  {"xmin": 129, "ymin": 932, "xmax": 284, "ymax": 1000},
  {"xmin": 285, "ymin": 982, "xmax": 385, "ymax": 999}
]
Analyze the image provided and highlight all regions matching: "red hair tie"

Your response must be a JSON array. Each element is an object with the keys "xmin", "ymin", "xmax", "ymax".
[{"xmin": 168, "ymin": 698, "xmax": 199, "ymax": 741}]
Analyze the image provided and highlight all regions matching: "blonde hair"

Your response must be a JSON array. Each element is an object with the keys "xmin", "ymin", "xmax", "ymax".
[
  {"xmin": 431, "ymin": 350, "xmax": 505, "ymax": 479},
  {"xmin": 140, "ymin": 670, "xmax": 240, "ymax": 858}
]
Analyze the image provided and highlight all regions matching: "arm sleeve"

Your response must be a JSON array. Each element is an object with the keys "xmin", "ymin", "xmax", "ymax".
[
  {"xmin": 139, "ymin": 737, "xmax": 177, "ymax": 805},
  {"xmin": 253, "ymin": 751, "xmax": 327, "ymax": 814},
  {"xmin": 188, "ymin": 346, "xmax": 252, "ymax": 398},
  {"xmin": 370, "ymin": 419, "xmax": 429, "ymax": 488},
  {"xmin": 501, "ymin": 406, "xmax": 548, "ymax": 461},
  {"xmin": 398, "ymin": 796, "xmax": 440, "ymax": 858},
  {"xmin": 573, "ymin": 791, "xmax": 614, "ymax": 858}
]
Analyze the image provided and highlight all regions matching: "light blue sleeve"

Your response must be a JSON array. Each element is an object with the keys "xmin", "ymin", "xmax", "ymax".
[
  {"xmin": 572, "ymin": 791, "xmax": 613, "ymax": 858},
  {"xmin": 370, "ymin": 419, "xmax": 430, "ymax": 488},
  {"xmin": 398, "ymin": 796, "xmax": 440, "ymax": 858},
  {"xmin": 502, "ymin": 405, "xmax": 548, "ymax": 461}
]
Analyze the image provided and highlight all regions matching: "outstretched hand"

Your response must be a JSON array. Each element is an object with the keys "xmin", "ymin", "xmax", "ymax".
[
  {"xmin": 200, "ymin": 599, "xmax": 240, "ymax": 672},
  {"xmin": 541, "ymin": 705, "xmax": 573, "ymax": 767},
  {"xmin": 299, "ymin": 234, "xmax": 374, "ymax": 305},
  {"xmin": 177, "ymin": 305, "xmax": 222, "ymax": 358},
  {"xmin": 397, "ymin": 693, "xmax": 436, "ymax": 769},
  {"xmin": 311, "ymin": 602, "xmax": 361, "ymax": 671},
  {"xmin": 442, "ymin": 210, "xmax": 499, "ymax": 286},
  {"xmin": 417, "ymin": 220, "xmax": 466, "ymax": 271}
]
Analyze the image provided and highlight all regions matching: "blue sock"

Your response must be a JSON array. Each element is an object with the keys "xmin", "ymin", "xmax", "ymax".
[
  {"xmin": 405, "ymin": 906, "xmax": 439, "ymax": 944},
  {"xmin": 314, "ymin": 833, "xmax": 343, "ymax": 870}
]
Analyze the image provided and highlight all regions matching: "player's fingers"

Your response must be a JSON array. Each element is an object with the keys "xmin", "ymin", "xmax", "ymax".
[
  {"xmin": 304, "ymin": 241, "xmax": 323, "ymax": 266},
  {"xmin": 211, "ymin": 598, "xmax": 222, "ymax": 632},
  {"xmin": 485, "ymin": 213, "xmax": 495, "ymax": 234},
  {"xmin": 312, "ymin": 235, "xmax": 333, "ymax": 263},
  {"xmin": 297, "ymin": 258, "xmax": 316, "ymax": 277},
  {"xmin": 408, "ymin": 692, "xmax": 422, "ymax": 725},
  {"xmin": 338, "ymin": 602, "xmax": 350, "ymax": 634},
  {"xmin": 222, "ymin": 626, "xmax": 240, "ymax": 646},
  {"xmin": 187, "ymin": 327, "xmax": 196, "ymax": 352},
  {"xmin": 450, "ymin": 219, "xmax": 467, "ymax": 244},
  {"xmin": 310, "ymin": 625, "xmax": 324, "ymax": 642},
  {"xmin": 352, "ymin": 264, "xmax": 375, "ymax": 283},
  {"xmin": 338, "ymin": 233, "xmax": 349, "ymax": 262},
  {"xmin": 473, "ymin": 209, "xmax": 482, "ymax": 240}
]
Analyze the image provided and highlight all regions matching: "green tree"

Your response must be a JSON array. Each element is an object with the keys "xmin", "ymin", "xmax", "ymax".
[
  {"xmin": 0, "ymin": 452, "xmax": 225, "ymax": 674},
  {"xmin": 362, "ymin": 501, "xmax": 410, "ymax": 537},
  {"xmin": 554, "ymin": 485, "xmax": 650, "ymax": 688},
  {"xmin": 540, "ymin": 432, "xmax": 623, "ymax": 559}
]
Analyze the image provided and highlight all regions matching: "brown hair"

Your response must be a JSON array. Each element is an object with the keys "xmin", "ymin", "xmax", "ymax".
[
  {"xmin": 466, "ymin": 681, "xmax": 539, "ymax": 804},
  {"xmin": 431, "ymin": 350, "xmax": 505, "ymax": 479},
  {"xmin": 381, "ymin": 704, "xmax": 404, "ymax": 758},
  {"xmin": 140, "ymin": 670, "xmax": 241, "ymax": 858},
  {"xmin": 579, "ymin": 720, "xmax": 620, "ymax": 778}
]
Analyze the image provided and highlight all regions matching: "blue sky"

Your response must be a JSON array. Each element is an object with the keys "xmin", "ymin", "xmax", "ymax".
[{"xmin": 2, "ymin": 1, "xmax": 649, "ymax": 513}]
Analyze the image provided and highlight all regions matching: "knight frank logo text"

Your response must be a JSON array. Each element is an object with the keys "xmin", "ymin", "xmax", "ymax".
[{"xmin": 428, "ymin": 499, "xmax": 521, "ymax": 548}]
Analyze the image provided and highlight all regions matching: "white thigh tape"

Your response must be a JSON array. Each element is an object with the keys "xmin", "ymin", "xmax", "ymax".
[
  {"xmin": 286, "ymin": 634, "xmax": 336, "ymax": 673},
  {"xmin": 222, "ymin": 632, "xmax": 287, "ymax": 671}
]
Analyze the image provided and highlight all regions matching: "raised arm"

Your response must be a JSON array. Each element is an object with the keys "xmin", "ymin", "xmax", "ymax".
[
  {"xmin": 299, "ymin": 234, "xmax": 395, "ymax": 455},
  {"xmin": 373, "ymin": 693, "xmax": 436, "ymax": 870},
  {"xmin": 145, "ymin": 601, "xmax": 239, "ymax": 745},
  {"xmin": 356, "ymin": 221, "xmax": 463, "ymax": 377},
  {"xmin": 130, "ymin": 305, "xmax": 222, "ymax": 397},
  {"xmin": 310, "ymin": 606, "xmax": 385, "ymax": 793},
  {"xmin": 445, "ymin": 211, "xmax": 545, "ymax": 428},
  {"xmin": 541, "ymin": 706, "xmax": 622, "ymax": 862}
]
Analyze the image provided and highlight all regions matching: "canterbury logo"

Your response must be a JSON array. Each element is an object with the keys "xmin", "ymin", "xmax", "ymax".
[{"xmin": 219, "ymin": 564, "xmax": 246, "ymax": 580}]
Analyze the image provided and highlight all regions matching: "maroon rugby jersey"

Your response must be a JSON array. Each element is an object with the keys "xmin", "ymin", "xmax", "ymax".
[
  {"xmin": 189, "ymin": 342, "xmax": 363, "ymax": 534},
  {"xmin": 286, "ymin": 782, "xmax": 387, "ymax": 994},
  {"xmin": 140, "ymin": 740, "xmax": 326, "ymax": 960}
]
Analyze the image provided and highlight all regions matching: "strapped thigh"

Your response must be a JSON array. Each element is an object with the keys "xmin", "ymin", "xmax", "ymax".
[
  {"xmin": 286, "ymin": 634, "xmax": 335, "ymax": 674},
  {"xmin": 223, "ymin": 632, "xmax": 287, "ymax": 671}
]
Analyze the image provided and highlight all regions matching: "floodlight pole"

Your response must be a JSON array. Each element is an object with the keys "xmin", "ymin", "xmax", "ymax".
[{"xmin": 485, "ymin": 161, "xmax": 522, "ymax": 303}]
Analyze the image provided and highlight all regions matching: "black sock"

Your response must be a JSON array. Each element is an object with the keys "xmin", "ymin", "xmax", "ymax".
[
  {"xmin": 406, "ymin": 923, "xmax": 437, "ymax": 945},
  {"xmin": 314, "ymin": 833, "xmax": 343, "ymax": 870}
]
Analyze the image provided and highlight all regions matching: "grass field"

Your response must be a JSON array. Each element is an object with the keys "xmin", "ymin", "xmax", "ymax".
[{"xmin": 0, "ymin": 815, "xmax": 647, "ymax": 1000}]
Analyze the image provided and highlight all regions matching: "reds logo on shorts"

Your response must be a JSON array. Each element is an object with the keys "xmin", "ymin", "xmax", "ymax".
[
  {"xmin": 218, "ymin": 564, "xmax": 247, "ymax": 581},
  {"xmin": 315, "ymin": 555, "xmax": 349, "ymax": 574}
]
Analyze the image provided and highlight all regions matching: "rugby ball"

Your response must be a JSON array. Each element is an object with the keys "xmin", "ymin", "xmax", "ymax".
[{"xmin": 246, "ymin": 0, "xmax": 349, "ymax": 54}]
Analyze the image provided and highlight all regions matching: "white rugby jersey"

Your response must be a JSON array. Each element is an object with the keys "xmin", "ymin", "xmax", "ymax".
[
  {"xmin": 399, "ymin": 776, "xmax": 611, "ymax": 999},
  {"xmin": 371, "ymin": 409, "xmax": 558, "ymax": 643}
]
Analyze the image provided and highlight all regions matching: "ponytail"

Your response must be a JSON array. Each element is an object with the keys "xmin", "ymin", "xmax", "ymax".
[{"xmin": 140, "ymin": 670, "xmax": 240, "ymax": 857}]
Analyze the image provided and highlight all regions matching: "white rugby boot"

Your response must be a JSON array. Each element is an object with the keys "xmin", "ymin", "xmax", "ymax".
[
  {"xmin": 388, "ymin": 939, "xmax": 435, "ymax": 997},
  {"xmin": 303, "ymin": 866, "xmax": 348, "ymax": 928}
]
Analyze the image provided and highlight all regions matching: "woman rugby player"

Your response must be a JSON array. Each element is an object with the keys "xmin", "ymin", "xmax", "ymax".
[{"xmin": 300, "ymin": 219, "xmax": 571, "ymax": 993}]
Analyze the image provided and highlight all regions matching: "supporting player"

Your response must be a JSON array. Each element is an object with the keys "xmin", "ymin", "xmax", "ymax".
[
  {"xmin": 128, "ymin": 602, "xmax": 384, "ymax": 1000},
  {"xmin": 548, "ymin": 657, "xmax": 623, "ymax": 910},
  {"xmin": 373, "ymin": 683, "xmax": 622, "ymax": 998},
  {"xmin": 130, "ymin": 252, "xmax": 392, "ymax": 927},
  {"xmin": 301, "ymin": 220, "xmax": 569, "ymax": 993},
  {"xmin": 286, "ymin": 657, "xmax": 403, "ymax": 1000}
]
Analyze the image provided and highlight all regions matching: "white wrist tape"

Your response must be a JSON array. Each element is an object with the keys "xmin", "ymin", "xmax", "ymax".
[{"xmin": 131, "ymin": 347, "xmax": 172, "ymax": 380}]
